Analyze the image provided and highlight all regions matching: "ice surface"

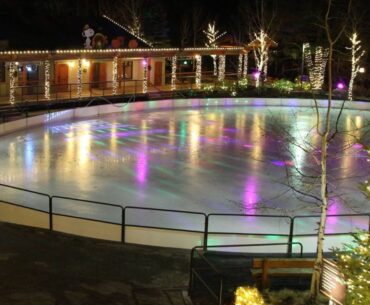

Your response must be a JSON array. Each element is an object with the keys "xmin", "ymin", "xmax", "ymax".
[{"xmin": 0, "ymin": 105, "xmax": 369, "ymax": 239}]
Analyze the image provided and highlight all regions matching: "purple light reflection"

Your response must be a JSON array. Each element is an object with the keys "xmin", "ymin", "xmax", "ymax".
[
  {"xmin": 243, "ymin": 176, "xmax": 260, "ymax": 215},
  {"xmin": 136, "ymin": 150, "xmax": 148, "ymax": 184}
]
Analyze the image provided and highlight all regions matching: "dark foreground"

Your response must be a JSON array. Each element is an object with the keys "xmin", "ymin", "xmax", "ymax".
[{"xmin": 0, "ymin": 222, "xmax": 190, "ymax": 305}]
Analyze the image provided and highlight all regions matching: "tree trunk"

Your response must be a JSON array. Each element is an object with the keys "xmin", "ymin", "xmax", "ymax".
[{"xmin": 310, "ymin": 135, "xmax": 329, "ymax": 297}]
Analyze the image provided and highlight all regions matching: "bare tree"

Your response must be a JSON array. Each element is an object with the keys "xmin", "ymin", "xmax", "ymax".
[
  {"xmin": 180, "ymin": 16, "xmax": 191, "ymax": 48},
  {"xmin": 309, "ymin": 0, "xmax": 353, "ymax": 299}
]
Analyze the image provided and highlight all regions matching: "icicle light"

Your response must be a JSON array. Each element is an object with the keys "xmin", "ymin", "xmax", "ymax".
[
  {"xmin": 237, "ymin": 54, "xmax": 243, "ymax": 78},
  {"xmin": 348, "ymin": 33, "xmax": 365, "ymax": 101},
  {"xmin": 171, "ymin": 55, "xmax": 177, "ymax": 91},
  {"xmin": 195, "ymin": 55, "xmax": 202, "ymax": 89},
  {"xmin": 243, "ymin": 53, "xmax": 248, "ymax": 78},
  {"xmin": 142, "ymin": 58, "xmax": 148, "ymax": 93},
  {"xmin": 218, "ymin": 55, "xmax": 225, "ymax": 82},
  {"xmin": 112, "ymin": 56, "xmax": 118, "ymax": 95},
  {"xmin": 9, "ymin": 62, "xmax": 16, "ymax": 104},
  {"xmin": 44, "ymin": 60, "xmax": 51, "ymax": 100},
  {"xmin": 77, "ymin": 58, "xmax": 82, "ymax": 98}
]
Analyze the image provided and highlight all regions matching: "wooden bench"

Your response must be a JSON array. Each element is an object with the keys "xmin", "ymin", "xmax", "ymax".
[{"xmin": 251, "ymin": 258, "xmax": 314, "ymax": 288}]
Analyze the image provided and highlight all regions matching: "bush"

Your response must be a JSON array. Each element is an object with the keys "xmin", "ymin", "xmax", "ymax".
[{"xmin": 272, "ymin": 79, "xmax": 295, "ymax": 93}]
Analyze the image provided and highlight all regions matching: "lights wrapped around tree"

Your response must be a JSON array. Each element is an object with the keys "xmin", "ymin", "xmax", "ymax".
[
  {"xmin": 237, "ymin": 54, "xmax": 243, "ymax": 78},
  {"xmin": 253, "ymin": 30, "xmax": 269, "ymax": 88},
  {"xmin": 77, "ymin": 58, "xmax": 82, "ymax": 98},
  {"xmin": 44, "ymin": 60, "xmax": 51, "ymax": 100},
  {"xmin": 9, "ymin": 62, "xmax": 16, "ymax": 104},
  {"xmin": 203, "ymin": 21, "xmax": 226, "ymax": 77},
  {"xmin": 303, "ymin": 43, "xmax": 329, "ymax": 90},
  {"xmin": 142, "ymin": 58, "xmax": 148, "ymax": 93},
  {"xmin": 195, "ymin": 55, "xmax": 202, "ymax": 89},
  {"xmin": 235, "ymin": 287, "xmax": 265, "ymax": 305},
  {"xmin": 218, "ymin": 55, "xmax": 225, "ymax": 82},
  {"xmin": 348, "ymin": 33, "xmax": 365, "ymax": 102},
  {"xmin": 171, "ymin": 55, "xmax": 177, "ymax": 91},
  {"xmin": 112, "ymin": 56, "xmax": 118, "ymax": 95},
  {"xmin": 243, "ymin": 53, "xmax": 248, "ymax": 78}
]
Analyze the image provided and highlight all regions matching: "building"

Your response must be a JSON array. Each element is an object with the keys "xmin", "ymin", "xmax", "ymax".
[{"xmin": 0, "ymin": 16, "xmax": 248, "ymax": 104}]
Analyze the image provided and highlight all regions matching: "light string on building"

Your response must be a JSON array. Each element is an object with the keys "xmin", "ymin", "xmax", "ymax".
[
  {"xmin": 237, "ymin": 54, "xmax": 243, "ymax": 78},
  {"xmin": 218, "ymin": 55, "xmax": 226, "ymax": 82},
  {"xmin": 112, "ymin": 56, "xmax": 118, "ymax": 95},
  {"xmin": 0, "ymin": 47, "xmax": 244, "ymax": 57},
  {"xmin": 348, "ymin": 33, "xmax": 365, "ymax": 101},
  {"xmin": 243, "ymin": 52, "xmax": 248, "ymax": 78},
  {"xmin": 171, "ymin": 55, "xmax": 177, "ymax": 91},
  {"xmin": 77, "ymin": 58, "xmax": 82, "ymax": 98},
  {"xmin": 195, "ymin": 55, "xmax": 202, "ymax": 89},
  {"xmin": 44, "ymin": 60, "xmax": 51, "ymax": 100},
  {"xmin": 9, "ymin": 62, "xmax": 16, "ymax": 104},
  {"xmin": 303, "ymin": 43, "xmax": 329, "ymax": 90},
  {"xmin": 142, "ymin": 58, "xmax": 148, "ymax": 93},
  {"xmin": 102, "ymin": 15, "xmax": 153, "ymax": 47}
]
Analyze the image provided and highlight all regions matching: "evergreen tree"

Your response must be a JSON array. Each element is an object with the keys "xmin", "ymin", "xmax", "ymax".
[{"xmin": 334, "ymin": 231, "xmax": 370, "ymax": 305}]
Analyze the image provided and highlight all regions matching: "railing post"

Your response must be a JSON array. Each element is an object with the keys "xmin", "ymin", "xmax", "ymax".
[
  {"xmin": 69, "ymin": 84, "xmax": 72, "ymax": 99},
  {"xmin": 203, "ymin": 215, "xmax": 209, "ymax": 251},
  {"xmin": 287, "ymin": 217, "xmax": 295, "ymax": 257},
  {"xmin": 49, "ymin": 196, "xmax": 53, "ymax": 231},
  {"xmin": 121, "ymin": 208, "xmax": 125, "ymax": 243}
]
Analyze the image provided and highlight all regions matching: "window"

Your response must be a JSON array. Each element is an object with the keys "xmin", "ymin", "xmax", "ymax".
[
  {"xmin": 122, "ymin": 61, "xmax": 133, "ymax": 80},
  {"xmin": 0, "ymin": 62, "xmax": 5, "ymax": 82}
]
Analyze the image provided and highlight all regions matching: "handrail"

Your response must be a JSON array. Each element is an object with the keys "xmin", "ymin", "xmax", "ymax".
[
  {"xmin": 0, "ymin": 182, "xmax": 369, "ymax": 253},
  {"xmin": 189, "ymin": 242, "xmax": 304, "ymax": 305}
]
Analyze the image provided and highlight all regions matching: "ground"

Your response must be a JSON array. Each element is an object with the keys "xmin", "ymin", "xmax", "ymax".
[{"xmin": 0, "ymin": 222, "xmax": 190, "ymax": 305}]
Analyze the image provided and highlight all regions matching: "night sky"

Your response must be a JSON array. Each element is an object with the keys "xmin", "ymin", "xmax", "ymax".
[{"xmin": 0, "ymin": 0, "xmax": 369, "ymax": 79}]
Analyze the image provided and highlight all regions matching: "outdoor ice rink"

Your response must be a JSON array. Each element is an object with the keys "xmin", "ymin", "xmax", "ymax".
[{"xmin": 0, "ymin": 104, "xmax": 369, "ymax": 251}]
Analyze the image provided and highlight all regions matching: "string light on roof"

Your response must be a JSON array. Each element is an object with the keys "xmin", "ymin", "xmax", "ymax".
[
  {"xmin": 102, "ymin": 15, "xmax": 153, "ymax": 47},
  {"xmin": 44, "ymin": 60, "xmax": 51, "ymax": 100}
]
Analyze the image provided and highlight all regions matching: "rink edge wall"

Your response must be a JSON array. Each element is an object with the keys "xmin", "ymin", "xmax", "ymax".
[{"xmin": 0, "ymin": 98, "xmax": 369, "ymax": 136}]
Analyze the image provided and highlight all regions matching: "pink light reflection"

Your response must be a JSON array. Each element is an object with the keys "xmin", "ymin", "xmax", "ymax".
[
  {"xmin": 243, "ymin": 176, "xmax": 260, "ymax": 215},
  {"xmin": 325, "ymin": 198, "xmax": 340, "ymax": 233},
  {"xmin": 136, "ymin": 150, "xmax": 148, "ymax": 184}
]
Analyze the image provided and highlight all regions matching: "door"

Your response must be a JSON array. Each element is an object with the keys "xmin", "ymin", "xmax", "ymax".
[
  {"xmin": 56, "ymin": 64, "xmax": 69, "ymax": 91},
  {"xmin": 154, "ymin": 61, "xmax": 163, "ymax": 86},
  {"xmin": 99, "ymin": 62, "xmax": 107, "ymax": 89},
  {"xmin": 90, "ymin": 62, "xmax": 107, "ymax": 89}
]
